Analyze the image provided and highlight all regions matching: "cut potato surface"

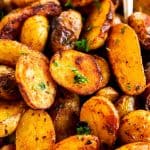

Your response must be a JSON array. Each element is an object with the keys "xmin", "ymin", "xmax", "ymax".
[
  {"xmin": 49, "ymin": 50, "xmax": 102, "ymax": 95},
  {"xmin": 15, "ymin": 52, "xmax": 56, "ymax": 109}
]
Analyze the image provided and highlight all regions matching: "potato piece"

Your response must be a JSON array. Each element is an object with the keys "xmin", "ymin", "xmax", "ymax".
[
  {"xmin": 96, "ymin": 86, "xmax": 119, "ymax": 102},
  {"xmin": 0, "ymin": 0, "xmax": 61, "ymax": 40},
  {"xmin": 80, "ymin": 96, "xmax": 119, "ymax": 146},
  {"xmin": 15, "ymin": 52, "xmax": 56, "ymax": 109},
  {"xmin": 115, "ymin": 95, "xmax": 136, "ymax": 118},
  {"xmin": 1, "ymin": 144, "xmax": 15, "ymax": 150},
  {"xmin": 50, "ymin": 88, "xmax": 80, "ymax": 142},
  {"xmin": 116, "ymin": 142, "xmax": 150, "ymax": 150},
  {"xmin": 16, "ymin": 109, "xmax": 55, "ymax": 150},
  {"xmin": 49, "ymin": 50, "xmax": 102, "ymax": 95},
  {"xmin": 128, "ymin": 12, "xmax": 150, "ymax": 50},
  {"xmin": 54, "ymin": 135, "xmax": 100, "ymax": 150},
  {"xmin": 11, "ymin": 0, "xmax": 38, "ymax": 7},
  {"xmin": 107, "ymin": 23, "xmax": 146, "ymax": 95},
  {"xmin": 0, "ymin": 101, "xmax": 25, "ymax": 137},
  {"xmin": 119, "ymin": 110, "xmax": 150, "ymax": 144},
  {"xmin": 83, "ymin": 0, "xmax": 113, "ymax": 50},
  {"xmin": 94, "ymin": 55, "xmax": 110, "ymax": 88},
  {"xmin": 0, "ymin": 65, "xmax": 20, "ymax": 100},
  {"xmin": 51, "ymin": 9, "xmax": 82, "ymax": 52},
  {"xmin": 20, "ymin": 15, "xmax": 49, "ymax": 52}
]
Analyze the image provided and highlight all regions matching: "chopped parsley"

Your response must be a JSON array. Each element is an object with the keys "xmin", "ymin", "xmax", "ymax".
[
  {"xmin": 93, "ymin": 0, "xmax": 101, "ymax": 9},
  {"xmin": 121, "ymin": 26, "xmax": 127, "ymax": 34},
  {"xmin": 64, "ymin": 0, "xmax": 72, "ymax": 7},
  {"xmin": 53, "ymin": 60, "xmax": 59, "ymax": 67},
  {"xmin": 38, "ymin": 82, "xmax": 46, "ymax": 90},
  {"xmin": 126, "ymin": 83, "xmax": 131, "ymax": 91},
  {"xmin": 75, "ymin": 39, "xmax": 89, "ymax": 52}
]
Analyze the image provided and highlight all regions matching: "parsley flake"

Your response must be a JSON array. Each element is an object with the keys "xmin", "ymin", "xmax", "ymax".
[
  {"xmin": 64, "ymin": 0, "xmax": 72, "ymax": 7},
  {"xmin": 53, "ymin": 61, "xmax": 59, "ymax": 67},
  {"xmin": 121, "ymin": 26, "xmax": 127, "ymax": 34},
  {"xmin": 38, "ymin": 82, "xmax": 46, "ymax": 90},
  {"xmin": 75, "ymin": 39, "xmax": 89, "ymax": 52}
]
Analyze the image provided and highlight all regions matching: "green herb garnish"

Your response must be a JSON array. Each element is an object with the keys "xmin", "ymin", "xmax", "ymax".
[
  {"xmin": 64, "ymin": 0, "xmax": 72, "ymax": 7},
  {"xmin": 38, "ymin": 82, "xmax": 46, "ymax": 90},
  {"xmin": 53, "ymin": 61, "xmax": 59, "ymax": 67},
  {"xmin": 75, "ymin": 39, "xmax": 89, "ymax": 52},
  {"xmin": 121, "ymin": 26, "xmax": 127, "ymax": 34},
  {"xmin": 126, "ymin": 83, "xmax": 131, "ymax": 91},
  {"xmin": 76, "ymin": 122, "xmax": 91, "ymax": 135}
]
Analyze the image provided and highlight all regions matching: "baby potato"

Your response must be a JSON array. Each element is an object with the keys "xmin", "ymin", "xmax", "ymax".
[
  {"xmin": 49, "ymin": 50, "xmax": 102, "ymax": 95},
  {"xmin": 20, "ymin": 15, "xmax": 49, "ymax": 52},
  {"xmin": 11, "ymin": 0, "xmax": 38, "ymax": 7},
  {"xmin": 83, "ymin": 0, "xmax": 113, "ymax": 50},
  {"xmin": 128, "ymin": 12, "xmax": 150, "ymax": 50},
  {"xmin": 16, "ymin": 109, "xmax": 55, "ymax": 150},
  {"xmin": 54, "ymin": 135, "xmax": 100, "ymax": 150},
  {"xmin": 15, "ymin": 52, "xmax": 56, "ymax": 109},
  {"xmin": 80, "ymin": 96, "xmax": 119, "ymax": 146},
  {"xmin": 119, "ymin": 110, "xmax": 150, "ymax": 144},
  {"xmin": 1, "ymin": 144, "xmax": 15, "ymax": 150},
  {"xmin": 115, "ymin": 95, "xmax": 136, "ymax": 118},
  {"xmin": 96, "ymin": 86, "xmax": 119, "ymax": 102},
  {"xmin": 116, "ymin": 142, "xmax": 150, "ymax": 150},
  {"xmin": 0, "ymin": 65, "xmax": 20, "ymax": 100},
  {"xmin": 107, "ymin": 23, "xmax": 146, "ymax": 95},
  {"xmin": 94, "ymin": 55, "xmax": 110, "ymax": 88}
]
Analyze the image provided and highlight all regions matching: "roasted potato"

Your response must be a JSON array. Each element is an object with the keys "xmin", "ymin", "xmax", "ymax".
[
  {"xmin": 119, "ymin": 110, "xmax": 150, "ymax": 144},
  {"xmin": 0, "ymin": 65, "xmax": 20, "ymax": 100},
  {"xmin": 49, "ymin": 50, "xmax": 102, "ymax": 95},
  {"xmin": 16, "ymin": 109, "xmax": 55, "ymax": 150},
  {"xmin": 83, "ymin": 0, "xmax": 113, "ymax": 50},
  {"xmin": 0, "ymin": 101, "xmax": 25, "ymax": 137},
  {"xmin": 0, "ymin": 0, "xmax": 61, "ymax": 40},
  {"xmin": 54, "ymin": 135, "xmax": 100, "ymax": 150},
  {"xmin": 50, "ymin": 87, "xmax": 80, "ymax": 142},
  {"xmin": 15, "ymin": 52, "xmax": 56, "ymax": 109},
  {"xmin": 115, "ymin": 95, "xmax": 136, "ymax": 118},
  {"xmin": 51, "ymin": 9, "xmax": 82, "ymax": 52},
  {"xmin": 20, "ymin": 15, "xmax": 49, "ymax": 52},
  {"xmin": 96, "ymin": 86, "xmax": 119, "ymax": 102},
  {"xmin": 107, "ymin": 23, "xmax": 146, "ymax": 95},
  {"xmin": 11, "ymin": 0, "xmax": 38, "ymax": 7},
  {"xmin": 94, "ymin": 55, "xmax": 110, "ymax": 88},
  {"xmin": 128, "ymin": 12, "xmax": 150, "ymax": 50},
  {"xmin": 116, "ymin": 142, "xmax": 150, "ymax": 150},
  {"xmin": 80, "ymin": 96, "xmax": 119, "ymax": 146},
  {"xmin": 1, "ymin": 144, "xmax": 15, "ymax": 150}
]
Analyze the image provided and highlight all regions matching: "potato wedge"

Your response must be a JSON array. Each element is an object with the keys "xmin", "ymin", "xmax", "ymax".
[
  {"xmin": 20, "ymin": 15, "xmax": 49, "ymax": 52},
  {"xmin": 94, "ymin": 55, "xmax": 110, "ymax": 88},
  {"xmin": 15, "ymin": 52, "xmax": 56, "ymax": 109},
  {"xmin": 115, "ymin": 95, "xmax": 136, "ymax": 118},
  {"xmin": 116, "ymin": 142, "xmax": 150, "ymax": 150},
  {"xmin": 54, "ymin": 135, "xmax": 100, "ymax": 150},
  {"xmin": 50, "ymin": 87, "xmax": 80, "ymax": 142},
  {"xmin": 80, "ymin": 96, "xmax": 119, "ymax": 146},
  {"xmin": 51, "ymin": 9, "xmax": 82, "ymax": 52},
  {"xmin": 119, "ymin": 110, "xmax": 150, "ymax": 144},
  {"xmin": 0, "ymin": 0, "xmax": 61, "ymax": 39},
  {"xmin": 83, "ymin": 0, "xmax": 113, "ymax": 50},
  {"xmin": 107, "ymin": 23, "xmax": 146, "ymax": 95},
  {"xmin": 96, "ymin": 86, "xmax": 119, "ymax": 102},
  {"xmin": 0, "ymin": 65, "xmax": 20, "ymax": 100},
  {"xmin": 16, "ymin": 109, "xmax": 55, "ymax": 150},
  {"xmin": 49, "ymin": 50, "xmax": 102, "ymax": 95},
  {"xmin": 0, "ymin": 101, "xmax": 25, "ymax": 137},
  {"xmin": 128, "ymin": 12, "xmax": 150, "ymax": 50},
  {"xmin": 1, "ymin": 144, "xmax": 15, "ymax": 150}
]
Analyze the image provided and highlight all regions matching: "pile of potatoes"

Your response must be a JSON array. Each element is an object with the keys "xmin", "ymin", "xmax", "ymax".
[{"xmin": 0, "ymin": 0, "xmax": 150, "ymax": 149}]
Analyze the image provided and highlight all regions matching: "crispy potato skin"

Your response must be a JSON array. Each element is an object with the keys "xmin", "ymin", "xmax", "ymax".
[
  {"xmin": 0, "ymin": 65, "xmax": 20, "ymax": 100},
  {"xmin": 83, "ymin": 0, "xmax": 113, "ymax": 50},
  {"xmin": 16, "ymin": 109, "xmax": 55, "ymax": 150},
  {"xmin": 51, "ymin": 9, "xmax": 82, "ymax": 52},
  {"xmin": 80, "ymin": 96, "xmax": 119, "ymax": 146},
  {"xmin": 128, "ymin": 12, "xmax": 150, "ymax": 50},
  {"xmin": 116, "ymin": 142, "xmax": 150, "ymax": 150},
  {"xmin": 107, "ymin": 23, "xmax": 146, "ymax": 95},
  {"xmin": 49, "ymin": 50, "xmax": 102, "ymax": 95},
  {"xmin": 0, "ymin": 0, "xmax": 61, "ymax": 40},
  {"xmin": 1, "ymin": 144, "xmax": 15, "ymax": 150},
  {"xmin": 54, "ymin": 135, "xmax": 100, "ymax": 150},
  {"xmin": 20, "ymin": 15, "xmax": 49, "ymax": 52},
  {"xmin": 119, "ymin": 110, "xmax": 150, "ymax": 144},
  {"xmin": 15, "ymin": 53, "xmax": 56, "ymax": 109},
  {"xmin": 50, "ymin": 88, "xmax": 80, "ymax": 142},
  {"xmin": 11, "ymin": 0, "xmax": 38, "ymax": 7}
]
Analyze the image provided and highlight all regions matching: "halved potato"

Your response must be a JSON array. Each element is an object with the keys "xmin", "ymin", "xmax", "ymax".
[
  {"xmin": 107, "ymin": 23, "xmax": 146, "ymax": 95},
  {"xmin": 49, "ymin": 50, "xmax": 102, "ymax": 95},
  {"xmin": 15, "ymin": 52, "xmax": 56, "ymax": 109},
  {"xmin": 0, "ymin": 101, "xmax": 25, "ymax": 137},
  {"xmin": 119, "ymin": 110, "xmax": 150, "ymax": 144},
  {"xmin": 16, "ymin": 109, "xmax": 55, "ymax": 150},
  {"xmin": 54, "ymin": 135, "xmax": 100, "ymax": 150},
  {"xmin": 80, "ymin": 96, "xmax": 119, "ymax": 146}
]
